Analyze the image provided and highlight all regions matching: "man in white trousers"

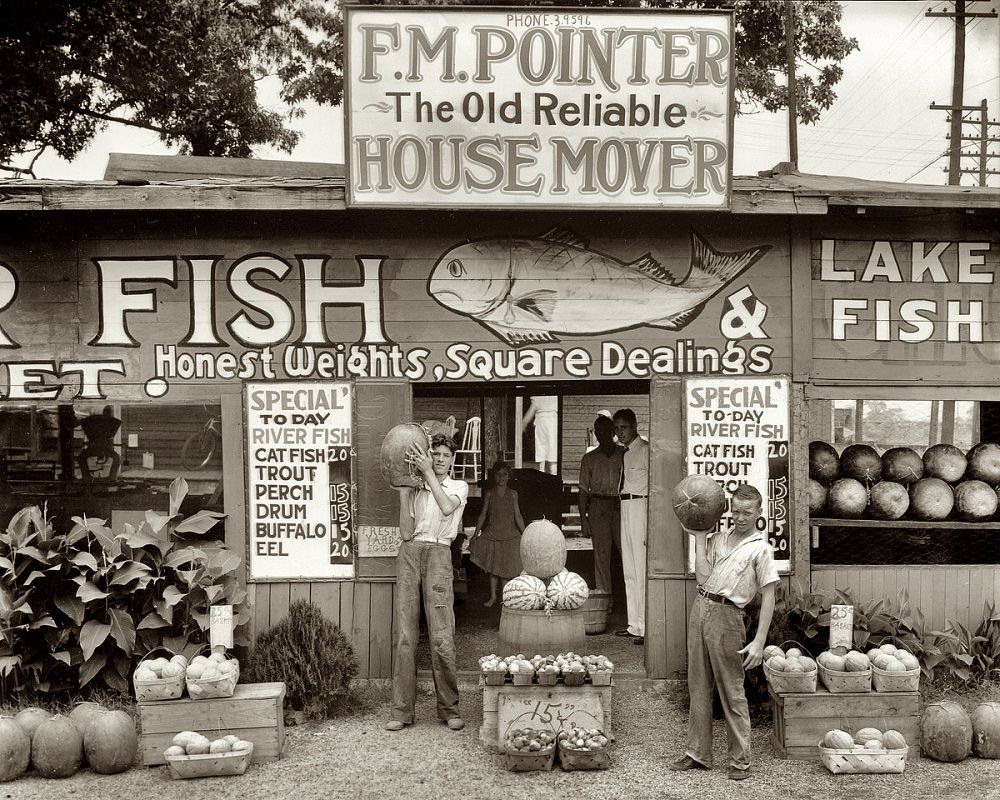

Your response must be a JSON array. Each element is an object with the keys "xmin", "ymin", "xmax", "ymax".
[{"xmin": 613, "ymin": 408, "xmax": 647, "ymax": 646}]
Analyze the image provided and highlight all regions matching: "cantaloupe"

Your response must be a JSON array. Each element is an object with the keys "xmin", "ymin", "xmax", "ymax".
[
  {"xmin": 13, "ymin": 707, "xmax": 51, "ymax": 741},
  {"xmin": 921, "ymin": 701, "xmax": 973, "ymax": 762},
  {"xmin": 31, "ymin": 715, "xmax": 83, "ymax": 778},
  {"xmin": 824, "ymin": 729, "xmax": 854, "ymax": 749},
  {"xmin": 882, "ymin": 730, "xmax": 908, "ymax": 750},
  {"xmin": 855, "ymin": 727, "xmax": 883, "ymax": 745},
  {"xmin": 0, "ymin": 717, "xmax": 30, "ymax": 782},
  {"xmin": 844, "ymin": 651, "xmax": 871, "ymax": 672},
  {"xmin": 824, "ymin": 654, "xmax": 847, "ymax": 671},
  {"xmin": 972, "ymin": 702, "xmax": 1000, "ymax": 759},
  {"xmin": 519, "ymin": 519, "xmax": 566, "ymax": 579},
  {"xmin": 83, "ymin": 710, "xmax": 137, "ymax": 774}
]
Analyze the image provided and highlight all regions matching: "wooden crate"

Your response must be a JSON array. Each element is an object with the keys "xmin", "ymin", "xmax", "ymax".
[
  {"xmin": 480, "ymin": 682, "xmax": 614, "ymax": 749},
  {"xmin": 769, "ymin": 685, "xmax": 919, "ymax": 760},
  {"xmin": 139, "ymin": 682, "xmax": 285, "ymax": 766}
]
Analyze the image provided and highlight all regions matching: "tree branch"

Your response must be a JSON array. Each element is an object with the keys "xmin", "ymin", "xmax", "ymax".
[{"xmin": 68, "ymin": 105, "xmax": 174, "ymax": 136}]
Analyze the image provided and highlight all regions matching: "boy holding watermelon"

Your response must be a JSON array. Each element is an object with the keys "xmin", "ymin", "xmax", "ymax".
[
  {"xmin": 386, "ymin": 434, "xmax": 469, "ymax": 733},
  {"xmin": 669, "ymin": 483, "xmax": 779, "ymax": 781}
]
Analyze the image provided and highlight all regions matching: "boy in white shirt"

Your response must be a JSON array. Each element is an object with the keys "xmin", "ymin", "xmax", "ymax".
[{"xmin": 386, "ymin": 434, "xmax": 469, "ymax": 732}]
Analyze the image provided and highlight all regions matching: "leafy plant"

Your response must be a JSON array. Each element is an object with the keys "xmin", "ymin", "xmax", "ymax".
[
  {"xmin": 971, "ymin": 601, "xmax": 1000, "ymax": 680},
  {"xmin": 927, "ymin": 603, "xmax": 1000, "ymax": 685},
  {"xmin": 763, "ymin": 583, "xmax": 944, "ymax": 679},
  {"xmin": 245, "ymin": 600, "xmax": 358, "ymax": 721},
  {"xmin": 0, "ymin": 478, "xmax": 250, "ymax": 700}
]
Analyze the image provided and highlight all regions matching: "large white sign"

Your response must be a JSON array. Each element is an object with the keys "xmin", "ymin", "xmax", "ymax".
[
  {"xmin": 346, "ymin": 7, "xmax": 733, "ymax": 209},
  {"xmin": 684, "ymin": 376, "xmax": 791, "ymax": 575},
  {"xmin": 245, "ymin": 382, "xmax": 354, "ymax": 581}
]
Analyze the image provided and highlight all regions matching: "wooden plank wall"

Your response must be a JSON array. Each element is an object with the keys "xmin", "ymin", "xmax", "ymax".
[
  {"xmin": 811, "ymin": 566, "xmax": 1000, "ymax": 631},
  {"xmin": 252, "ymin": 581, "xmax": 397, "ymax": 678},
  {"xmin": 411, "ymin": 397, "xmax": 480, "ymax": 441},
  {"xmin": 562, "ymin": 395, "xmax": 650, "ymax": 484}
]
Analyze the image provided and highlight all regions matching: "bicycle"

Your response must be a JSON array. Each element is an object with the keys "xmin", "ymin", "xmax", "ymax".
[{"xmin": 181, "ymin": 415, "xmax": 222, "ymax": 470}]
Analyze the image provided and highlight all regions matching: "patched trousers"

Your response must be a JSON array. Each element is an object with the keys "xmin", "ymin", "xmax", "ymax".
[
  {"xmin": 684, "ymin": 595, "xmax": 752, "ymax": 771},
  {"xmin": 390, "ymin": 540, "xmax": 460, "ymax": 723}
]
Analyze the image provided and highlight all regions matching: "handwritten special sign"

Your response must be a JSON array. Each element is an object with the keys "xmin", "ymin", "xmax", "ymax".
[
  {"xmin": 245, "ymin": 382, "xmax": 354, "ymax": 581},
  {"xmin": 684, "ymin": 376, "xmax": 791, "ymax": 574},
  {"xmin": 345, "ymin": 7, "xmax": 733, "ymax": 209}
]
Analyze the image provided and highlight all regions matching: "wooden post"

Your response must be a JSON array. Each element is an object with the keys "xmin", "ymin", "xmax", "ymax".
[
  {"xmin": 784, "ymin": 0, "xmax": 798, "ymax": 167},
  {"xmin": 948, "ymin": 0, "xmax": 966, "ymax": 185}
]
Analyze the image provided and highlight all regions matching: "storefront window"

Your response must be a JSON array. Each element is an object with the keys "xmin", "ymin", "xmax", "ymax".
[
  {"xmin": 0, "ymin": 403, "xmax": 224, "ymax": 541},
  {"xmin": 831, "ymin": 399, "xmax": 976, "ymax": 451},
  {"xmin": 812, "ymin": 399, "xmax": 994, "ymax": 565}
]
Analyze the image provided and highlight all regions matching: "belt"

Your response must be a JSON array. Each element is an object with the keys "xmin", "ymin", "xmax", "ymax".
[
  {"xmin": 619, "ymin": 494, "xmax": 647, "ymax": 501},
  {"xmin": 698, "ymin": 587, "xmax": 740, "ymax": 608},
  {"xmin": 590, "ymin": 494, "xmax": 620, "ymax": 500}
]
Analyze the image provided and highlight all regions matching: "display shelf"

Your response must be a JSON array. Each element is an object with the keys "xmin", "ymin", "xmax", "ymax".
[{"xmin": 810, "ymin": 517, "xmax": 1000, "ymax": 531}]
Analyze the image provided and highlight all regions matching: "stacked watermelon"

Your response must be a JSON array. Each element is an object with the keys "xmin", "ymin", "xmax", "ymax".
[
  {"xmin": 809, "ymin": 439, "xmax": 1000, "ymax": 522},
  {"xmin": 501, "ymin": 520, "xmax": 589, "ymax": 611}
]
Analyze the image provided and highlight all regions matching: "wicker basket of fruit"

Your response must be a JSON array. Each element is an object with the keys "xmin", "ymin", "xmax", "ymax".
[
  {"xmin": 508, "ymin": 658, "xmax": 535, "ymax": 685},
  {"xmin": 536, "ymin": 663, "xmax": 559, "ymax": 685},
  {"xmin": 583, "ymin": 655, "xmax": 614, "ymax": 686},
  {"xmin": 185, "ymin": 648, "xmax": 240, "ymax": 699},
  {"xmin": 557, "ymin": 726, "xmax": 611, "ymax": 770},
  {"xmin": 761, "ymin": 642, "xmax": 817, "ymax": 694},
  {"xmin": 867, "ymin": 641, "xmax": 921, "ymax": 693},
  {"xmin": 163, "ymin": 731, "xmax": 254, "ymax": 779},
  {"xmin": 501, "ymin": 728, "xmax": 556, "ymax": 772},
  {"xmin": 817, "ymin": 727, "xmax": 908, "ymax": 774},
  {"xmin": 817, "ymin": 650, "xmax": 872, "ymax": 693},
  {"xmin": 557, "ymin": 653, "xmax": 587, "ymax": 685},
  {"xmin": 133, "ymin": 647, "xmax": 187, "ymax": 702},
  {"xmin": 479, "ymin": 654, "xmax": 508, "ymax": 685}
]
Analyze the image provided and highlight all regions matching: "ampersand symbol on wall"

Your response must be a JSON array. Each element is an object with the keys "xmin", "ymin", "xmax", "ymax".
[{"xmin": 720, "ymin": 286, "xmax": 769, "ymax": 339}]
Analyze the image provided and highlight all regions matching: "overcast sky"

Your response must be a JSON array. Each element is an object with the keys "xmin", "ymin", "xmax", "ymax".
[{"xmin": 21, "ymin": 0, "xmax": 1000, "ymax": 186}]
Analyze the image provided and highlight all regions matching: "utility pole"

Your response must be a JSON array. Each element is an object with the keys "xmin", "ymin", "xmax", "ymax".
[
  {"xmin": 941, "ymin": 99, "xmax": 1000, "ymax": 186},
  {"xmin": 785, "ymin": 0, "xmax": 798, "ymax": 167},
  {"xmin": 927, "ymin": 1, "xmax": 998, "ymax": 184}
]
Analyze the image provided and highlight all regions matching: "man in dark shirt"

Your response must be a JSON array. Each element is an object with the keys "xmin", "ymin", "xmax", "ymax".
[{"xmin": 578, "ymin": 415, "xmax": 623, "ymax": 600}]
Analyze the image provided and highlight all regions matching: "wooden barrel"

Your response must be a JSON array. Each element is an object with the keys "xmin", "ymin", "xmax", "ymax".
[
  {"xmin": 581, "ymin": 591, "xmax": 611, "ymax": 635},
  {"xmin": 498, "ymin": 607, "xmax": 586, "ymax": 656}
]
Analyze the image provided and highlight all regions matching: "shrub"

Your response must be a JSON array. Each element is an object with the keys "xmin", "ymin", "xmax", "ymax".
[{"xmin": 245, "ymin": 600, "xmax": 358, "ymax": 720}]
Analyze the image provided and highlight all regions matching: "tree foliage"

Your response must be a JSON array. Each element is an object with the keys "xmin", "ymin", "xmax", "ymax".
[
  {"xmin": 0, "ymin": 0, "xmax": 341, "ymax": 172},
  {"xmin": 0, "ymin": 0, "xmax": 856, "ymax": 173}
]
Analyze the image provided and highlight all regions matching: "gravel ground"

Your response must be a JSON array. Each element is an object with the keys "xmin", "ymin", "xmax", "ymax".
[{"xmin": 8, "ymin": 679, "xmax": 1000, "ymax": 800}]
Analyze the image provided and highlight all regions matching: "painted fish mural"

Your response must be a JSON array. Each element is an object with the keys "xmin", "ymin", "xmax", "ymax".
[{"xmin": 428, "ymin": 230, "xmax": 771, "ymax": 346}]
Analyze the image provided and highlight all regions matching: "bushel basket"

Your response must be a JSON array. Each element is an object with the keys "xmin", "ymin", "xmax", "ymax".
[
  {"xmin": 818, "ymin": 663, "xmax": 871, "ymax": 693},
  {"xmin": 871, "ymin": 663, "xmax": 920, "ymax": 693},
  {"xmin": 165, "ymin": 743, "xmax": 254, "ymax": 779},
  {"xmin": 763, "ymin": 640, "xmax": 818, "ymax": 694},
  {"xmin": 764, "ymin": 660, "xmax": 817, "ymax": 694},
  {"xmin": 502, "ymin": 743, "xmax": 556, "ymax": 772},
  {"xmin": 133, "ymin": 647, "xmax": 184, "ymax": 702},
  {"xmin": 870, "ymin": 637, "xmax": 921, "ymax": 693},
  {"xmin": 558, "ymin": 741, "xmax": 610, "ymax": 770},
  {"xmin": 817, "ymin": 740, "xmax": 906, "ymax": 774},
  {"xmin": 185, "ymin": 648, "xmax": 240, "ymax": 699}
]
